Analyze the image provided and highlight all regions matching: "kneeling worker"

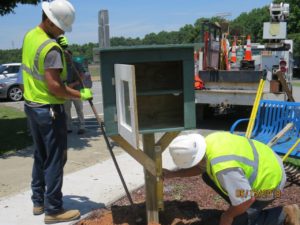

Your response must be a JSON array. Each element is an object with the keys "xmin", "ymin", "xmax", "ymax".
[{"xmin": 164, "ymin": 132, "xmax": 300, "ymax": 225}]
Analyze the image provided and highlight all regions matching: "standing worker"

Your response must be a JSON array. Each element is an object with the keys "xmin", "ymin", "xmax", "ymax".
[
  {"xmin": 164, "ymin": 132, "xmax": 300, "ymax": 225},
  {"xmin": 57, "ymin": 36, "xmax": 86, "ymax": 135},
  {"xmin": 21, "ymin": 0, "xmax": 92, "ymax": 224}
]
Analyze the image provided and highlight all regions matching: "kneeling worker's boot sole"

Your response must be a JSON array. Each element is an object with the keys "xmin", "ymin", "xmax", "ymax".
[
  {"xmin": 44, "ymin": 209, "xmax": 80, "ymax": 224},
  {"xmin": 283, "ymin": 204, "xmax": 300, "ymax": 225}
]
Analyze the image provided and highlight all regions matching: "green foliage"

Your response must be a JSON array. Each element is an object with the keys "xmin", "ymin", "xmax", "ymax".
[
  {"xmin": 0, "ymin": 0, "xmax": 41, "ymax": 16},
  {"xmin": 111, "ymin": 37, "xmax": 142, "ymax": 46},
  {"xmin": 0, "ymin": 49, "xmax": 22, "ymax": 63},
  {"xmin": 68, "ymin": 42, "xmax": 98, "ymax": 64},
  {"xmin": 0, "ymin": 43, "xmax": 98, "ymax": 65},
  {"xmin": 178, "ymin": 24, "xmax": 197, "ymax": 43},
  {"xmin": 288, "ymin": 33, "xmax": 300, "ymax": 56},
  {"xmin": 230, "ymin": 6, "xmax": 269, "ymax": 43},
  {"xmin": 1, "ymin": 0, "xmax": 300, "ymax": 62},
  {"xmin": 143, "ymin": 31, "xmax": 181, "ymax": 45}
]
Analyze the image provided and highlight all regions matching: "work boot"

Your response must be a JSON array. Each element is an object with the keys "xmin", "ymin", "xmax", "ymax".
[
  {"xmin": 33, "ymin": 206, "xmax": 44, "ymax": 215},
  {"xmin": 283, "ymin": 204, "xmax": 300, "ymax": 225},
  {"xmin": 44, "ymin": 209, "xmax": 80, "ymax": 224}
]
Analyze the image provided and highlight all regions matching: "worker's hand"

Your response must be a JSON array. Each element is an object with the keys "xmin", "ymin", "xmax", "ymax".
[
  {"xmin": 57, "ymin": 35, "xmax": 69, "ymax": 49},
  {"xmin": 80, "ymin": 88, "xmax": 93, "ymax": 100},
  {"xmin": 219, "ymin": 212, "xmax": 233, "ymax": 225}
]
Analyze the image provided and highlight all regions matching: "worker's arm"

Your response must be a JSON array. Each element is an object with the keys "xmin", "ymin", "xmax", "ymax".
[
  {"xmin": 217, "ymin": 168, "xmax": 255, "ymax": 225},
  {"xmin": 67, "ymin": 80, "xmax": 80, "ymax": 89},
  {"xmin": 219, "ymin": 197, "xmax": 255, "ymax": 225},
  {"xmin": 45, "ymin": 68, "xmax": 81, "ymax": 99}
]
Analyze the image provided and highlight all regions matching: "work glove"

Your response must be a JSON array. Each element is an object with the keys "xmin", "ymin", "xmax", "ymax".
[
  {"xmin": 80, "ymin": 88, "xmax": 93, "ymax": 100},
  {"xmin": 57, "ymin": 35, "xmax": 69, "ymax": 49}
]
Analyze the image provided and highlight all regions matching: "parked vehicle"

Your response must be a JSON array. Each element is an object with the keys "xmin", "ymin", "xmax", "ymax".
[
  {"xmin": 0, "ymin": 73, "xmax": 23, "ymax": 101},
  {"xmin": 0, "ymin": 63, "xmax": 21, "ymax": 79},
  {"xmin": 195, "ymin": 2, "xmax": 293, "ymax": 118}
]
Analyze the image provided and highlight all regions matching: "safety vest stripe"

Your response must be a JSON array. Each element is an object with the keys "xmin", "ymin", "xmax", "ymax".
[
  {"xmin": 210, "ymin": 139, "xmax": 259, "ymax": 185},
  {"xmin": 210, "ymin": 155, "xmax": 255, "ymax": 167},
  {"xmin": 22, "ymin": 64, "xmax": 44, "ymax": 81},
  {"xmin": 248, "ymin": 139, "xmax": 259, "ymax": 185},
  {"xmin": 23, "ymin": 39, "xmax": 55, "ymax": 81}
]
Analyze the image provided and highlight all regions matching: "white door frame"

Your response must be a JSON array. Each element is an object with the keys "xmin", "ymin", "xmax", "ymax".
[{"xmin": 114, "ymin": 64, "xmax": 139, "ymax": 149}]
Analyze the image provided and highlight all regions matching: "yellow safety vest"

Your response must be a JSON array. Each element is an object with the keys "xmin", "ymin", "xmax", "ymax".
[
  {"xmin": 205, "ymin": 132, "xmax": 283, "ymax": 195},
  {"xmin": 22, "ymin": 26, "xmax": 67, "ymax": 104}
]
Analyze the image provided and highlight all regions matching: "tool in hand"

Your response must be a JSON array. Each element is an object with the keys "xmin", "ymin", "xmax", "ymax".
[
  {"xmin": 58, "ymin": 35, "xmax": 139, "ymax": 220},
  {"xmin": 64, "ymin": 50, "xmax": 134, "ymax": 206}
]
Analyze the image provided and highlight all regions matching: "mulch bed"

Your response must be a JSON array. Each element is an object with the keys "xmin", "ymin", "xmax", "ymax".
[{"xmin": 75, "ymin": 175, "xmax": 300, "ymax": 225}]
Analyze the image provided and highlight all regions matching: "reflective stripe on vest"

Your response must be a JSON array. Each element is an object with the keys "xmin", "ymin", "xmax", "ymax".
[
  {"xmin": 22, "ymin": 39, "xmax": 55, "ymax": 81},
  {"xmin": 210, "ymin": 139, "xmax": 258, "ymax": 186}
]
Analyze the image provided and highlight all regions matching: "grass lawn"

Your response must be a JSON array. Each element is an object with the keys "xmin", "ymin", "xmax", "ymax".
[
  {"xmin": 292, "ymin": 82, "xmax": 300, "ymax": 87},
  {"xmin": 0, "ymin": 106, "xmax": 32, "ymax": 154},
  {"xmin": 285, "ymin": 157, "xmax": 300, "ymax": 167}
]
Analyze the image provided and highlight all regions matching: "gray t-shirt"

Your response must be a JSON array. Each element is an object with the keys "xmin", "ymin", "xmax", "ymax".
[
  {"xmin": 217, "ymin": 168, "xmax": 252, "ymax": 206},
  {"xmin": 217, "ymin": 153, "xmax": 286, "ymax": 206},
  {"xmin": 44, "ymin": 47, "xmax": 63, "ymax": 70}
]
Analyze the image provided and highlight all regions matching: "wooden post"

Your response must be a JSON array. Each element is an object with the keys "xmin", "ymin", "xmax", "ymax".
[
  {"xmin": 156, "ymin": 131, "xmax": 180, "ymax": 153},
  {"xmin": 110, "ymin": 135, "xmax": 156, "ymax": 176},
  {"xmin": 143, "ymin": 134, "xmax": 159, "ymax": 224},
  {"xmin": 111, "ymin": 132, "xmax": 179, "ymax": 224},
  {"xmin": 154, "ymin": 145, "xmax": 164, "ymax": 211}
]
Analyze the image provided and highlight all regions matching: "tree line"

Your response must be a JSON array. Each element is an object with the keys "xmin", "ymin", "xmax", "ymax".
[{"xmin": 1, "ymin": 0, "xmax": 299, "ymax": 65}]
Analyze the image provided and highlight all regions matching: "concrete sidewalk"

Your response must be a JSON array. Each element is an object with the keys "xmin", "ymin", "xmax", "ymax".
[{"xmin": 0, "ymin": 148, "xmax": 176, "ymax": 225}]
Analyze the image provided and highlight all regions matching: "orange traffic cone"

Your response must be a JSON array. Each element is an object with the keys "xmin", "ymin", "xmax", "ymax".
[
  {"xmin": 195, "ymin": 74, "xmax": 204, "ymax": 90},
  {"xmin": 244, "ymin": 35, "xmax": 252, "ymax": 61},
  {"xmin": 194, "ymin": 50, "xmax": 204, "ymax": 89},
  {"xmin": 231, "ymin": 40, "xmax": 237, "ymax": 63}
]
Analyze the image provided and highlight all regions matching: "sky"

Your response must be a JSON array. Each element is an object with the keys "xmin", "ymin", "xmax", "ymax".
[{"xmin": 0, "ymin": 0, "xmax": 272, "ymax": 50}]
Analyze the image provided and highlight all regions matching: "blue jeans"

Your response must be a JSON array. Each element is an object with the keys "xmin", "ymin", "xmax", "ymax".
[
  {"xmin": 25, "ymin": 104, "xmax": 67, "ymax": 215},
  {"xmin": 202, "ymin": 172, "xmax": 286, "ymax": 225}
]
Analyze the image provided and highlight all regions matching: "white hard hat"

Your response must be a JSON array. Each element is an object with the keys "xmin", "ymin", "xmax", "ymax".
[
  {"xmin": 169, "ymin": 133, "xmax": 206, "ymax": 169},
  {"xmin": 42, "ymin": 0, "xmax": 75, "ymax": 32}
]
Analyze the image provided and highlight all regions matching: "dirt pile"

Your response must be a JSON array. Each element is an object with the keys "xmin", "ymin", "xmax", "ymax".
[{"xmin": 76, "ymin": 176, "xmax": 300, "ymax": 225}]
